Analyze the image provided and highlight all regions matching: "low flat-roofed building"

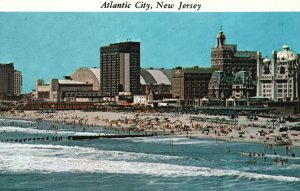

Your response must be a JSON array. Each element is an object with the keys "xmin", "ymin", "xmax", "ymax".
[
  {"xmin": 133, "ymin": 95, "xmax": 148, "ymax": 106},
  {"xmin": 33, "ymin": 76, "xmax": 99, "ymax": 102}
]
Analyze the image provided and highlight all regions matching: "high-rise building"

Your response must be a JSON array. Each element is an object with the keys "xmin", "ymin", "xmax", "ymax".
[
  {"xmin": 211, "ymin": 29, "xmax": 257, "ymax": 78},
  {"xmin": 257, "ymin": 45, "xmax": 299, "ymax": 101},
  {"xmin": 100, "ymin": 41, "xmax": 140, "ymax": 97},
  {"xmin": 14, "ymin": 70, "xmax": 22, "ymax": 96},
  {"xmin": 0, "ymin": 63, "xmax": 14, "ymax": 96}
]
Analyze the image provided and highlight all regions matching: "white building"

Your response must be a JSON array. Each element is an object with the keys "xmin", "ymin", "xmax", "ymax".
[
  {"xmin": 257, "ymin": 45, "xmax": 299, "ymax": 101},
  {"xmin": 33, "ymin": 77, "xmax": 98, "ymax": 102},
  {"xmin": 133, "ymin": 95, "xmax": 148, "ymax": 105}
]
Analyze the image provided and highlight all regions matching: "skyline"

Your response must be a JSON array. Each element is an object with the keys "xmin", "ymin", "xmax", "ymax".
[{"xmin": 0, "ymin": 12, "xmax": 300, "ymax": 93}]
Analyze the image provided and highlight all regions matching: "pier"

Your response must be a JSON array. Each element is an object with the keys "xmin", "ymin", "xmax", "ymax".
[{"xmin": 0, "ymin": 136, "xmax": 63, "ymax": 143}]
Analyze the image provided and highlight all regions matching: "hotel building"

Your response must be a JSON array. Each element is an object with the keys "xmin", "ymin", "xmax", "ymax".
[
  {"xmin": 100, "ymin": 41, "xmax": 140, "ymax": 97},
  {"xmin": 172, "ymin": 67, "xmax": 213, "ymax": 104},
  {"xmin": 256, "ymin": 45, "xmax": 299, "ymax": 101},
  {"xmin": 0, "ymin": 63, "xmax": 14, "ymax": 96},
  {"xmin": 211, "ymin": 29, "xmax": 257, "ymax": 78}
]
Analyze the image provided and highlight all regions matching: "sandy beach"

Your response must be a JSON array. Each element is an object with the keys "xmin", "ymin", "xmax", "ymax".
[{"xmin": 1, "ymin": 110, "xmax": 300, "ymax": 147}]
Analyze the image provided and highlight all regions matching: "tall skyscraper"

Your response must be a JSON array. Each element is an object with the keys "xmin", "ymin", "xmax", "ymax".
[
  {"xmin": 0, "ymin": 63, "xmax": 14, "ymax": 96},
  {"xmin": 100, "ymin": 41, "xmax": 140, "ymax": 97},
  {"xmin": 14, "ymin": 70, "xmax": 22, "ymax": 96}
]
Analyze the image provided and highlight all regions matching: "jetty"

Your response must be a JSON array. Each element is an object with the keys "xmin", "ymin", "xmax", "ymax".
[{"xmin": 67, "ymin": 133, "xmax": 156, "ymax": 140}]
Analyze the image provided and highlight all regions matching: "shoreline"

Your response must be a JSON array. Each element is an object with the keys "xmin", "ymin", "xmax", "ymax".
[{"xmin": 1, "ymin": 110, "xmax": 300, "ymax": 148}]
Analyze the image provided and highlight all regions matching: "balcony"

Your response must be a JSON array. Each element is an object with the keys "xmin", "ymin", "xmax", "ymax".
[
  {"xmin": 259, "ymin": 75, "xmax": 272, "ymax": 80},
  {"xmin": 276, "ymin": 74, "xmax": 288, "ymax": 80}
]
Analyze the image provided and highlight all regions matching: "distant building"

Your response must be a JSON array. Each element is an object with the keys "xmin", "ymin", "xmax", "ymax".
[
  {"xmin": 208, "ymin": 70, "xmax": 256, "ymax": 100},
  {"xmin": 232, "ymin": 71, "xmax": 256, "ymax": 99},
  {"xmin": 211, "ymin": 29, "xmax": 257, "ymax": 78},
  {"xmin": 172, "ymin": 66, "xmax": 213, "ymax": 105},
  {"xmin": 14, "ymin": 70, "xmax": 22, "ymax": 96},
  {"xmin": 100, "ymin": 41, "xmax": 140, "ymax": 97},
  {"xmin": 72, "ymin": 67, "xmax": 173, "ymax": 101},
  {"xmin": 33, "ymin": 77, "xmax": 99, "ymax": 102},
  {"xmin": 140, "ymin": 68, "xmax": 175, "ymax": 100},
  {"xmin": 71, "ymin": 67, "xmax": 100, "ymax": 91},
  {"xmin": 208, "ymin": 71, "xmax": 231, "ymax": 99},
  {"xmin": 257, "ymin": 45, "xmax": 299, "ymax": 101},
  {"xmin": 0, "ymin": 63, "xmax": 14, "ymax": 96},
  {"xmin": 133, "ymin": 95, "xmax": 148, "ymax": 106}
]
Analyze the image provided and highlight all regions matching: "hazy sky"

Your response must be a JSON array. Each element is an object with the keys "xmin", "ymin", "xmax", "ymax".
[{"xmin": 0, "ymin": 12, "xmax": 300, "ymax": 93}]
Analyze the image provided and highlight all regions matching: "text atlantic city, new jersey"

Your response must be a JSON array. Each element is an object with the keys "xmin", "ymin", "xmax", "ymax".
[{"xmin": 100, "ymin": 1, "xmax": 202, "ymax": 11}]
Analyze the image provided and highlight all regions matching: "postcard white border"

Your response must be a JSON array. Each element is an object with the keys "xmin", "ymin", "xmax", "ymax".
[{"xmin": 0, "ymin": 0, "xmax": 300, "ymax": 12}]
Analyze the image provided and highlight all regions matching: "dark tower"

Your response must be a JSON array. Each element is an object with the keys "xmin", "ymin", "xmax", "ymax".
[
  {"xmin": 211, "ymin": 28, "xmax": 257, "ymax": 77},
  {"xmin": 100, "ymin": 41, "xmax": 140, "ymax": 97},
  {"xmin": 0, "ymin": 63, "xmax": 15, "ymax": 95},
  {"xmin": 216, "ymin": 26, "xmax": 226, "ymax": 48}
]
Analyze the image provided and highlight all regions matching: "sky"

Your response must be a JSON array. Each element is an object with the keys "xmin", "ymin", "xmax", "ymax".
[{"xmin": 0, "ymin": 12, "xmax": 300, "ymax": 93}]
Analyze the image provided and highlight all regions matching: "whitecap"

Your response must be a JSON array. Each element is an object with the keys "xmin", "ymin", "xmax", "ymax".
[
  {"xmin": 0, "ymin": 118, "xmax": 35, "ymax": 124},
  {"xmin": 0, "ymin": 126, "xmax": 72, "ymax": 135},
  {"xmin": 0, "ymin": 142, "xmax": 299, "ymax": 182},
  {"xmin": 0, "ymin": 126, "xmax": 116, "ymax": 137},
  {"xmin": 132, "ymin": 137, "xmax": 224, "ymax": 145}
]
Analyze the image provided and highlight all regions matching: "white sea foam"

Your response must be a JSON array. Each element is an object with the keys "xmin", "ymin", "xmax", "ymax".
[
  {"xmin": 133, "ymin": 137, "xmax": 224, "ymax": 145},
  {"xmin": 0, "ymin": 142, "xmax": 299, "ymax": 182},
  {"xmin": 265, "ymin": 154, "xmax": 300, "ymax": 160},
  {"xmin": 133, "ymin": 137, "xmax": 188, "ymax": 143},
  {"xmin": 0, "ymin": 118, "xmax": 35, "ymax": 124},
  {"xmin": 0, "ymin": 126, "xmax": 106, "ymax": 136},
  {"xmin": 0, "ymin": 142, "xmax": 181, "ymax": 162},
  {"xmin": 0, "ymin": 126, "xmax": 73, "ymax": 135},
  {"xmin": 172, "ymin": 140, "xmax": 225, "ymax": 145}
]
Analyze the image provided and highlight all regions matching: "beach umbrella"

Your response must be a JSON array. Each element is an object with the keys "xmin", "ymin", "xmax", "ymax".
[
  {"xmin": 258, "ymin": 130, "xmax": 265, "ymax": 133},
  {"xmin": 238, "ymin": 131, "xmax": 246, "ymax": 138}
]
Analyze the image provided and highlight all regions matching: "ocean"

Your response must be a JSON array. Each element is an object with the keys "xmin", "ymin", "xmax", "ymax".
[{"xmin": 0, "ymin": 118, "xmax": 300, "ymax": 191}]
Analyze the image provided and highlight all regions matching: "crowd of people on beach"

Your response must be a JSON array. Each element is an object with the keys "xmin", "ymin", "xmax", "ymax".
[{"xmin": 1, "ymin": 109, "xmax": 300, "ymax": 149}]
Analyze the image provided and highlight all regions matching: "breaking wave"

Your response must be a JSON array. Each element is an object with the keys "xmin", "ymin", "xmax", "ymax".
[{"xmin": 0, "ymin": 142, "xmax": 299, "ymax": 182}]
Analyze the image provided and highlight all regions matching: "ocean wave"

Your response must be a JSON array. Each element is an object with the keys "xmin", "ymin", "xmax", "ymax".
[
  {"xmin": 265, "ymin": 154, "xmax": 300, "ymax": 160},
  {"xmin": 0, "ymin": 126, "xmax": 106, "ymax": 136},
  {"xmin": 0, "ymin": 142, "xmax": 299, "ymax": 182},
  {"xmin": 0, "ymin": 142, "xmax": 182, "ymax": 162},
  {"xmin": 0, "ymin": 118, "xmax": 35, "ymax": 124},
  {"xmin": 0, "ymin": 126, "xmax": 72, "ymax": 135},
  {"xmin": 132, "ymin": 137, "xmax": 224, "ymax": 145}
]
